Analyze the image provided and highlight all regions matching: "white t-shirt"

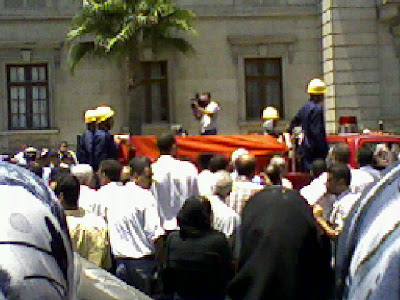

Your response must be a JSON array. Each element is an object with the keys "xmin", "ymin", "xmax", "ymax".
[
  {"xmin": 201, "ymin": 101, "xmax": 220, "ymax": 132},
  {"xmin": 107, "ymin": 182, "xmax": 164, "ymax": 258},
  {"xmin": 93, "ymin": 182, "xmax": 125, "ymax": 220},
  {"xmin": 301, "ymin": 168, "xmax": 374, "ymax": 206},
  {"xmin": 209, "ymin": 195, "xmax": 240, "ymax": 237},
  {"xmin": 198, "ymin": 170, "xmax": 216, "ymax": 197},
  {"xmin": 78, "ymin": 185, "xmax": 97, "ymax": 213},
  {"xmin": 151, "ymin": 155, "xmax": 199, "ymax": 230}
]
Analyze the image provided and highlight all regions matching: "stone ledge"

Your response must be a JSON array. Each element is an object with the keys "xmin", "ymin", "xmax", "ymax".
[{"xmin": 0, "ymin": 129, "xmax": 59, "ymax": 136}]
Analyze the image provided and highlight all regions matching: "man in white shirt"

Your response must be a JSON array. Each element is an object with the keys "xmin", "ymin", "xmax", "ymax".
[
  {"xmin": 71, "ymin": 164, "xmax": 97, "ymax": 213},
  {"xmin": 301, "ymin": 143, "xmax": 375, "ymax": 206},
  {"xmin": 107, "ymin": 156, "xmax": 164, "ymax": 295},
  {"xmin": 95, "ymin": 159, "xmax": 125, "ymax": 219},
  {"xmin": 151, "ymin": 134, "xmax": 199, "ymax": 230},
  {"xmin": 209, "ymin": 170, "xmax": 240, "ymax": 238},
  {"xmin": 357, "ymin": 146, "xmax": 381, "ymax": 181},
  {"xmin": 192, "ymin": 92, "xmax": 220, "ymax": 135},
  {"xmin": 313, "ymin": 163, "xmax": 360, "ymax": 239}
]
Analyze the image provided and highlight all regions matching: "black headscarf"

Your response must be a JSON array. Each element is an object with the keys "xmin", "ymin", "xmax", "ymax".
[
  {"xmin": 177, "ymin": 196, "xmax": 212, "ymax": 239},
  {"xmin": 228, "ymin": 186, "xmax": 332, "ymax": 300}
]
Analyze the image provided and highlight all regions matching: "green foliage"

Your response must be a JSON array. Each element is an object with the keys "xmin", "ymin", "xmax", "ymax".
[{"xmin": 67, "ymin": 0, "xmax": 197, "ymax": 71}]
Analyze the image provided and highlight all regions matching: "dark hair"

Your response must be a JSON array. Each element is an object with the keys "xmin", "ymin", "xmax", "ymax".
[
  {"xmin": 129, "ymin": 156, "xmax": 152, "ymax": 176},
  {"xmin": 265, "ymin": 164, "xmax": 282, "ymax": 185},
  {"xmin": 177, "ymin": 196, "xmax": 212, "ymax": 238},
  {"xmin": 49, "ymin": 166, "xmax": 71, "ymax": 183},
  {"xmin": 28, "ymin": 162, "xmax": 43, "ymax": 178},
  {"xmin": 332, "ymin": 143, "xmax": 351, "ymax": 164},
  {"xmin": 99, "ymin": 159, "xmax": 122, "ymax": 182},
  {"xmin": 236, "ymin": 155, "xmax": 256, "ymax": 178},
  {"xmin": 328, "ymin": 162, "xmax": 351, "ymax": 186},
  {"xmin": 156, "ymin": 133, "xmax": 176, "ymax": 154},
  {"xmin": 54, "ymin": 174, "xmax": 80, "ymax": 208},
  {"xmin": 209, "ymin": 154, "xmax": 228, "ymax": 172},
  {"xmin": 197, "ymin": 153, "xmax": 214, "ymax": 170},
  {"xmin": 310, "ymin": 159, "xmax": 327, "ymax": 179},
  {"xmin": 357, "ymin": 146, "xmax": 374, "ymax": 167}
]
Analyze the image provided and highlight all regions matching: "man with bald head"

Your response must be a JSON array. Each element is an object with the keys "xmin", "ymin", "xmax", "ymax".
[{"xmin": 227, "ymin": 153, "xmax": 264, "ymax": 215}]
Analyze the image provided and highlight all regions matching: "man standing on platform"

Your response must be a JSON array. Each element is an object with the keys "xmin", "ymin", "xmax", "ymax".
[
  {"xmin": 288, "ymin": 78, "xmax": 329, "ymax": 171},
  {"xmin": 191, "ymin": 92, "xmax": 220, "ymax": 135}
]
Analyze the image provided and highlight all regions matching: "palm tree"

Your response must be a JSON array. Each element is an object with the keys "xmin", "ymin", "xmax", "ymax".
[{"xmin": 67, "ymin": 0, "xmax": 197, "ymax": 133}]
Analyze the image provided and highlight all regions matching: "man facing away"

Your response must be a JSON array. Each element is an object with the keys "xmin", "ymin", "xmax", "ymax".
[
  {"xmin": 54, "ymin": 172, "xmax": 111, "ymax": 270},
  {"xmin": 227, "ymin": 153, "xmax": 264, "ymax": 215},
  {"xmin": 95, "ymin": 159, "xmax": 124, "ymax": 219},
  {"xmin": 151, "ymin": 134, "xmax": 199, "ymax": 231},
  {"xmin": 107, "ymin": 156, "xmax": 164, "ymax": 295},
  {"xmin": 288, "ymin": 78, "xmax": 329, "ymax": 171}
]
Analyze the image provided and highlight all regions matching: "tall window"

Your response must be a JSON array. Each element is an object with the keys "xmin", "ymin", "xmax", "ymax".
[
  {"xmin": 142, "ymin": 61, "xmax": 169, "ymax": 123},
  {"xmin": 7, "ymin": 65, "xmax": 50, "ymax": 129},
  {"xmin": 245, "ymin": 58, "xmax": 283, "ymax": 120}
]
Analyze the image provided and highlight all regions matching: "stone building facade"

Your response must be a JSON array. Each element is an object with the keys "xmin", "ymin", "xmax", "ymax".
[{"xmin": 0, "ymin": 0, "xmax": 399, "ymax": 153}]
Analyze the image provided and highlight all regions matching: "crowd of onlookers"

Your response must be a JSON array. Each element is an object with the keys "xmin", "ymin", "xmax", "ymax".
[{"xmin": 2, "ymin": 133, "xmax": 400, "ymax": 299}]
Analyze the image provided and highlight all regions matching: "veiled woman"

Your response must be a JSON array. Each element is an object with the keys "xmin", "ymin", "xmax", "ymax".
[{"xmin": 228, "ymin": 186, "xmax": 332, "ymax": 300}]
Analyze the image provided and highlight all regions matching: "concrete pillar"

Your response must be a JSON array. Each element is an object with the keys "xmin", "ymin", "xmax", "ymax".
[{"xmin": 322, "ymin": 0, "xmax": 380, "ymax": 133}]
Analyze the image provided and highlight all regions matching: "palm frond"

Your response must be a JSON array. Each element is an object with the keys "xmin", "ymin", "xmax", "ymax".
[{"xmin": 68, "ymin": 42, "xmax": 96, "ymax": 72}]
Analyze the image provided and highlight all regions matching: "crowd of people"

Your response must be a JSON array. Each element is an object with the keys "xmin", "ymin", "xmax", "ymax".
[{"xmin": 1, "ymin": 102, "xmax": 400, "ymax": 299}]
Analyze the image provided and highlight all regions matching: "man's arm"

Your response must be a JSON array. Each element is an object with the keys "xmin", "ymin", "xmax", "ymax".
[
  {"xmin": 288, "ymin": 105, "xmax": 304, "ymax": 133},
  {"xmin": 313, "ymin": 204, "xmax": 339, "ymax": 239}
]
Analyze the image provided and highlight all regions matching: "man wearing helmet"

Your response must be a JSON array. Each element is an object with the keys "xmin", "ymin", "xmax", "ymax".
[{"xmin": 288, "ymin": 78, "xmax": 329, "ymax": 171}]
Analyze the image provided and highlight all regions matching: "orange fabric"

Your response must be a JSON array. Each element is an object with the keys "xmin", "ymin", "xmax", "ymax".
[{"xmin": 130, "ymin": 134, "xmax": 288, "ymax": 161}]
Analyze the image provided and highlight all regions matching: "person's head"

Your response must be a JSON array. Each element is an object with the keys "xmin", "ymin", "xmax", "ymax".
[
  {"xmin": 129, "ymin": 156, "xmax": 153, "ymax": 189},
  {"xmin": 209, "ymin": 154, "xmax": 229, "ymax": 172},
  {"xmin": 230, "ymin": 148, "xmax": 249, "ymax": 171},
  {"xmin": 156, "ymin": 133, "xmax": 176, "ymax": 155},
  {"xmin": 59, "ymin": 141, "xmax": 68, "ymax": 152},
  {"xmin": 310, "ymin": 159, "xmax": 327, "ymax": 180},
  {"xmin": 212, "ymin": 170, "xmax": 233, "ymax": 198},
  {"xmin": 331, "ymin": 143, "xmax": 351, "ymax": 164},
  {"xmin": 49, "ymin": 166, "xmax": 71, "ymax": 190},
  {"xmin": 199, "ymin": 92, "xmax": 211, "ymax": 106},
  {"xmin": 28, "ymin": 162, "xmax": 43, "ymax": 178},
  {"xmin": 84, "ymin": 108, "xmax": 98, "ymax": 130},
  {"xmin": 0, "ymin": 162, "xmax": 75, "ymax": 298},
  {"xmin": 357, "ymin": 146, "xmax": 375, "ymax": 168},
  {"xmin": 269, "ymin": 155, "xmax": 287, "ymax": 176},
  {"xmin": 236, "ymin": 153, "xmax": 257, "ymax": 179},
  {"xmin": 307, "ymin": 78, "xmax": 326, "ymax": 103},
  {"xmin": 54, "ymin": 173, "xmax": 80, "ymax": 210},
  {"xmin": 197, "ymin": 153, "xmax": 214, "ymax": 171},
  {"xmin": 96, "ymin": 105, "xmax": 115, "ymax": 130},
  {"xmin": 70, "ymin": 164, "xmax": 93, "ymax": 186},
  {"xmin": 326, "ymin": 162, "xmax": 351, "ymax": 196},
  {"xmin": 98, "ymin": 159, "xmax": 122, "ymax": 185},
  {"xmin": 24, "ymin": 147, "xmax": 38, "ymax": 163},
  {"xmin": 265, "ymin": 164, "xmax": 282, "ymax": 186},
  {"xmin": 177, "ymin": 196, "xmax": 212, "ymax": 238}
]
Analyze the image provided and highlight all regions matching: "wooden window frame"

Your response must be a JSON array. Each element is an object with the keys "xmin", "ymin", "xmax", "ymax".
[
  {"xmin": 244, "ymin": 58, "xmax": 283, "ymax": 121},
  {"xmin": 142, "ymin": 61, "xmax": 169, "ymax": 124},
  {"xmin": 7, "ymin": 64, "xmax": 50, "ymax": 130}
]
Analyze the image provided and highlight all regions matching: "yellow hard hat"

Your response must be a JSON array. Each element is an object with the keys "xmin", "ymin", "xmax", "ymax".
[
  {"xmin": 96, "ymin": 106, "xmax": 115, "ymax": 123},
  {"xmin": 307, "ymin": 78, "xmax": 327, "ymax": 95},
  {"xmin": 262, "ymin": 107, "xmax": 279, "ymax": 120},
  {"xmin": 84, "ymin": 109, "xmax": 98, "ymax": 124}
]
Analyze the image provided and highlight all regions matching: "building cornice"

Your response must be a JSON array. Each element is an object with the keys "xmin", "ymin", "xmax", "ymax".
[{"xmin": 185, "ymin": 5, "xmax": 317, "ymax": 18}]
